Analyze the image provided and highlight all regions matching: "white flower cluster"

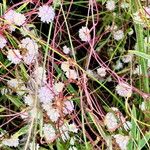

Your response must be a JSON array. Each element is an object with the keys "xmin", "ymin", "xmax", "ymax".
[
  {"xmin": 120, "ymin": 2, "xmax": 129, "ymax": 9},
  {"xmin": 79, "ymin": 26, "xmax": 91, "ymax": 42},
  {"xmin": 38, "ymin": 5, "xmax": 55, "ymax": 23},
  {"xmin": 61, "ymin": 61, "xmax": 78, "ymax": 80},
  {"xmin": 32, "ymin": 66, "xmax": 47, "ymax": 86},
  {"xmin": 114, "ymin": 60, "xmax": 123, "ymax": 70},
  {"xmin": 0, "ymin": 35, "xmax": 7, "ymax": 48},
  {"xmin": 114, "ymin": 134, "xmax": 130, "ymax": 150},
  {"xmin": 38, "ymin": 85, "xmax": 54, "ymax": 104},
  {"xmin": 97, "ymin": 67, "xmax": 107, "ymax": 77},
  {"xmin": 6, "ymin": 37, "xmax": 39, "ymax": 65},
  {"xmin": 104, "ymin": 112, "xmax": 119, "ymax": 131},
  {"xmin": 63, "ymin": 45, "xmax": 70, "ymax": 54},
  {"xmin": 23, "ymin": 94, "xmax": 34, "ymax": 106},
  {"xmin": 133, "ymin": 7, "xmax": 150, "ymax": 27},
  {"xmin": 2, "ymin": 137, "xmax": 19, "ymax": 147},
  {"xmin": 113, "ymin": 30, "xmax": 124, "ymax": 41},
  {"xmin": 43, "ymin": 124, "xmax": 56, "ymax": 142},
  {"xmin": 19, "ymin": 37, "xmax": 39, "ymax": 65},
  {"xmin": 7, "ymin": 49, "xmax": 22, "ymax": 64},
  {"xmin": 122, "ymin": 53, "xmax": 133, "ymax": 63},
  {"xmin": 59, "ymin": 122, "xmax": 78, "ymax": 141},
  {"xmin": 104, "ymin": 107, "xmax": 131, "ymax": 132},
  {"xmin": 106, "ymin": 0, "xmax": 115, "ymax": 11},
  {"xmin": 115, "ymin": 82, "xmax": 132, "ymax": 97},
  {"xmin": 4, "ymin": 10, "xmax": 26, "ymax": 31}
]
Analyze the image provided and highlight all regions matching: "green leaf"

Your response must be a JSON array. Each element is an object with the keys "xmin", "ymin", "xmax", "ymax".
[
  {"xmin": 138, "ymin": 132, "xmax": 150, "ymax": 149},
  {"xmin": 129, "ymin": 50, "xmax": 150, "ymax": 60},
  {"xmin": 5, "ymin": 94, "xmax": 24, "ymax": 108},
  {"xmin": 13, "ymin": 125, "xmax": 29, "ymax": 137},
  {"xmin": 16, "ymin": 2, "xmax": 29, "ymax": 12}
]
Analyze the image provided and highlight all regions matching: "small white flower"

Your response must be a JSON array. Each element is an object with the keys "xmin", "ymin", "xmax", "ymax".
[
  {"xmin": 106, "ymin": 0, "xmax": 115, "ymax": 11},
  {"xmin": 47, "ymin": 107, "xmax": 60, "ymax": 122},
  {"xmin": 133, "ymin": 12, "xmax": 145, "ymax": 26},
  {"xmin": 0, "ymin": 35, "xmax": 7, "ymax": 48},
  {"xmin": 114, "ymin": 60, "xmax": 123, "ymax": 70},
  {"xmin": 68, "ymin": 123, "xmax": 78, "ymax": 133},
  {"xmin": 43, "ymin": 124, "xmax": 56, "ymax": 142},
  {"xmin": 54, "ymin": 82, "xmax": 64, "ymax": 93},
  {"xmin": 33, "ymin": 66, "xmax": 47, "ymax": 86},
  {"xmin": 121, "ymin": 2, "xmax": 129, "ymax": 9},
  {"xmin": 63, "ymin": 100, "xmax": 74, "ymax": 114},
  {"xmin": 114, "ymin": 134, "xmax": 130, "ymax": 150},
  {"xmin": 20, "ymin": 37, "xmax": 38, "ymax": 53},
  {"xmin": 63, "ymin": 45, "xmax": 70, "ymax": 54},
  {"xmin": 4, "ymin": 10, "xmax": 15, "ymax": 24},
  {"xmin": 20, "ymin": 37, "xmax": 38, "ymax": 65},
  {"xmin": 7, "ymin": 49, "xmax": 22, "ymax": 64},
  {"xmin": 24, "ymin": 94, "xmax": 34, "ymax": 106},
  {"xmin": 59, "ymin": 123, "xmax": 70, "ymax": 141},
  {"xmin": 13, "ymin": 12, "xmax": 26, "ymax": 26},
  {"xmin": 2, "ymin": 137, "xmax": 19, "ymax": 147},
  {"xmin": 38, "ymin": 86, "xmax": 54, "ymax": 104},
  {"xmin": 79, "ymin": 26, "xmax": 91, "ymax": 42},
  {"xmin": 116, "ymin": 82, "xmax": 132, "ymax": 97},
  {"xmin": 97, "ymin": 67, "xmax": 106, "ymax": 77},
  {"xmin": 61, "ymin": 61, "xmax": 70, "ymax": 72},
  {"xmin": 122, "ymin": 54, "xmax": 133, "ymax": 63},
  {"xmin": 42, "ymin": 103, "xmax": 60, "ymax": 122},
  {"xmin": 4, "ymin": 10, "xmax": 26, "ymax": 28},
  {"xmin": 38, "ymin": 5, "xmax": 55, "ymax": 23},
  {"xmin": 65, "ymin": 69, "xmax": 78, "ymax": 80},
  {"xmin": 133, "ymin": 65, "xmax": 142, "ymax": 75},
  {"xmin": 69, "ymin": 146, "xmax": 78, "ymax": 150},
  {"xmin": 139, "ymin": 101, "xmax": 146, "ymax": 111},
  {"xmin": 70, "ymin": 137, "xmax": 76, "ymax": 145},
  {"xmin": 104, "ymin": 112, "xmax": 119, "ymax": 131},
  {"xmin": 123, "ymin": 121, "xmax": 132, "ymax": 131},
  {"xmin": 113, "ymin": 30, "xmax": 124, "ymax": 41}
]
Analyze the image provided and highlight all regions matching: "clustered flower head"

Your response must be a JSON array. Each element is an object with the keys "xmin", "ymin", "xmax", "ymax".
[
  {"xmin": 113, "ymin": 30, "xmax": 124, "ymax": 41},
  {"xmin": 19, "ymin": 37, "xmax": 39, "ymax": 65},
  {"xmin": 63, "ymin": 45, "xmax": 70, "ymax": 54},
  {"xmin": 4, "ymin": 10, "xmax": 26, "ymax": 31},
  {"xmin": 104, "ymin": 111, "xmax": 119, "ymax": 131},
  {"xmin": 38, "ymin": 5, "xmax": 55, "ymax": 23},
  {"xmin": 114, "ymin": 134, "xmax": 130, "ymax": 150},
  {"xmin": 7, "ymin": 49, "xmax": 22, "ymax": 64},
  {"xmin": 32, "ymin": 66, "xmax": 47, "ymax": 86},
  {"xmin": 106, "ymin": 0, "xmax": 115, "ymax": 11},
  {"xmin": 59, "ymin": 122, "xmax": 78, "ymax": 141},
  {"xmin": 79, "ymin": 26, "xmax": 91, "ymax": 42},
  {"xmin": 2, "ymin": 137, "xmax": 19, "ymax": 147},
  {"xmin": 97, "ymin": 67, "xmax": 107, "ymax": 77},
  {"xmin": 104, "ymin": 107, "xmax": 131, "ymax": 132},
  {"xmin": 43, "ymin": 124, "xmax": 56, "ymax": 142},
  {"xmin": 61, "ymin": 61, "xmax": 78, "ymax": 80},
  {"xmin": 115, "ymin": 82, "xmax": 132, "ymax": 97}
]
